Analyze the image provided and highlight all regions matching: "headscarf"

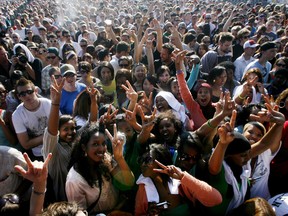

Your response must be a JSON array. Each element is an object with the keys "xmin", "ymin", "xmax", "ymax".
[{"xmin": 13, "ymin": 43, "xmax": 35, "ymax": 63}]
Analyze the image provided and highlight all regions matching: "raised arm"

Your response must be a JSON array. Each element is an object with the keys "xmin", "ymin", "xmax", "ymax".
[{"xmin": 86, "ymin": 86, "xmax": 98, "ymax": 123}]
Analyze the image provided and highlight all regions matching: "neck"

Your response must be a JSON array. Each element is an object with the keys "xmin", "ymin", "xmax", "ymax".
[
  {"xmin": 24, "ymin": 99, "xmax": 40, "ymax": 111},
  {"xmin": 243, "ymin": 53, "xmax": 251, "ymax": 60}
]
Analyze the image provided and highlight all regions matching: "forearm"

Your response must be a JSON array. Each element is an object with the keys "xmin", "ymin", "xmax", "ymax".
[
  {"xmin": 187, "ymin": 64, "xmax": 200, "ymax": 90},
  {"xmin": 25, "ymin": 64, "xmax": 36, "ymax": 80},
  {"xmin": 113, "ymin": 157, "xmax": 135, "ymax": 187},
  {"xmin": 48, "ymin": 104, "xmax": 60, "ymax": 135},
  {"xmin": 146, "ymin": 47, "xmax": 155, "ymax": 75},
  {"xmin": 208, "ymin": 142, "xmax": 226, "ymax": 175},
  {"xmin": 20, "ymin": 135, "xmax": 44, "ymax": 150},
  {"xmin": 29, "ymin": 180, "xmax": 46, "ymax": 216},
  {"xmin": 89, "ymin": 101, "xmax": 98, "ymax": 122}
]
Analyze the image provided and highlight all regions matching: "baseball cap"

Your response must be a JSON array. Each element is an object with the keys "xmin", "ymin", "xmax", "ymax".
[
  {"xmin": 47, "ymin": 47, "xmax": 61, "ymax": 59},
  {"xmin": 260, "ymin": 42, "xmax": 277, "ymax": 51},
  {"xmin": 60, "ymin": 64, "xmax": 76, "ymax": 76},
  {"xmin": 243, "ymin": 40, "xmax": 259, "ymax": 49}
]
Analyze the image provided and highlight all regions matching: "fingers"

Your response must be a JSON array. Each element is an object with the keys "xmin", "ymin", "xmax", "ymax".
[
  {"xmin": 14, "ymin": 165, "xmax": 27, "ymax": 176},
  {"xmin": 105, "ymin": 128, "xmax": 113, "ymax": 141},
  {"xmin": 43, "ymin": 153, "xmax": 52, "ymax": 168},
  {"xmin": 121, "ymin": 84, "xmax": 129, "ymax": 92},
  {"xmin": 126, "ymin": 80, "xmax": 134, "ymax": 90},
  {"xmin": 113, "ymin": 124, "xmax": 117, "ymax": 140},
  {"xmin": 154, "ymin": 160, "xmax": 167, "ymax": 169},
  {"xmin": 110, "ymin": 109, "xmax": 119, "ymax": 117},
  {"xmin": 23, "ymin": 153, "xmax": 33, "ymax": 168},
  {"xmin": 107, "ymin": 104, "xmax": 112, "ymax": 115},
  {"xmin": 230, "ymin": 110, "xmax": 237, "ymax": 129}
]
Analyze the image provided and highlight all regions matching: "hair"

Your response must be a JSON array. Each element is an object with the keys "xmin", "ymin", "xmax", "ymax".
[
  {"xmin": 236, "ymin": 28, "xmax": 250, "ymax": 39},
  {"xmin": 241, "ymin": 68, "xmax": 263, "ymax": 83},
  {"xmin": 48, "ymin": 66, "xmax": 60, "ymax": 77},
  {"xmin": 219, "ymin": 32, "xmax": 234, "ymax": 43},
  {"xmin": 62, "ymin": 43, "xmax": 76, "ymax": 60},
  {"xmin": 275, "ymin": 88, "xmax": 288, "ymax": 107},
  {"xmin": 41, "ymin": 201, "xmax": 85, "ymax": 216},
  {"xmin": 162, "ymin": 43, "xmax": 175, "ymax": 55},
  {"xmin": 167, "ymin": 76, "xmax": 177, "ymax": 93},
  {"xmin": 183, "ymin": 32, "xmax": 196, "ymax": 44},
  {"xmin": 207, "ymin": 66, "xmax": 226, "ymax": 85},
  {"xmin": 97, "ymin": 49, "xmax": 110, "ymax": 61},
  {"xmin": 132, "ymin": 63, "xmax": 147, "ymax": 82},
  {"xmin": 72, "ymin": 90, "xmax": 91, "ymax": 121},
  {"xmin": 0, "ymin": 193, "xmax": 21, "ymax": 216},
  {"xmin": 65, "ymin": 50, "xmax": 77, "ymax": 62},
  {"xmin": 14, "ymin": 78, "xmax": 35, "ymax": 94},
  {"xmin": 153, "ymin": 110, "xmax": 183, "ymax": 147},
  {"xmin": 118, "ymin": 56, "xmax": 133, "ymax": 68},
  {"xmin": 115, "ymin": 69, "xmax": 133, "ymax": 85},
  {"xmin": 116, "ymin": 41, "xmax": 130, "ymax": 53},
  {"xmin": 78, "ymin": 61, "xmax": 92, "ymax": 73},
  {"xmin": 97, "ymin": 61, "xmax": 115, "ymax": 81},
  {"xmin": 218, "ymin": 61, "xmax": 236, "ymax": 73},
  {"xmin": 156, "ymin": 65, "xmax": 170, "ymax": 80},
  {"xmin": 228, "ymin": 197, "xmax": 276, "ymax": 216},
  {"xmin": 274, "ymin": 57, "xmax": 288, "ymax": 68},
  {"xmin": 243, "ymin": 121, "xmax": 266, "ymax": 136},
  {"xmin": 68, "ymin": 122, "xmax": 112, "ymax": 187},
  {"xmin": 59, "ymin": 115, "xmax": 75, "ymax": 130},
  {"xmin": 178, "ymin": 131, "xmax": 203, "ymax": 156}
]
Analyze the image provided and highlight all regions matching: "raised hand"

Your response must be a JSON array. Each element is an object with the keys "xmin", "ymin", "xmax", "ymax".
[
  {"xmin": 105, "ymin": 124, "xmax": 125, "ymax": 161},
  {"xmin": 138, "ymin": 92, "xmax": 153, "ymax": 114},
  {"xmin": 172, "ymin": 49, "xmax": 188, "ymax": 65},
  {"xmin": 217, "ymin": 110, "xmax": 236, "ymax": 147},
  {"xmin": 121, "ymin": 80, "xmax": 138, "ymax": 102},
  {"xmin": 153, "ymin": 160, "xmax": 184, "ymax": 180},
  {"xmin": 14, "ymin": 153, "xmax": 52, "ymax": 184},
  {"xmin": 99, "ymin": 104, "xmax": 118, "ymax": 125},
  {"xmin": 86, "ymin": 85, "xmax": 98, "ymax": 103},
  {"xmin": 50, "ymin": 75, "xmax": 65, "ymax": 104},
  {"xmin": 139, "ymin": 105, "xmax": 157, "ymax": 132},
  {"xmin": 122, "ymin": 104, "xmax": 138, "ymax": 127}
]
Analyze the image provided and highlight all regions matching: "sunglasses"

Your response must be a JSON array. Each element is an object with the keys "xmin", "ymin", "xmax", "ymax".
[
  {"xmin": 54, "ymin": 74, "xmax": 62, "ymax": 79},
  {"xmin": 18, "ymin": 89, "xmax": 34, "ymax": 97},
  {"xmin": 119, "ymin": 64, "xmax": 129, "ymax": 67},
  {"xmin": 0, "ymin": 90, "xmax": 7, "ymax": 94},
  {"xmin": 179, "ymin": 153, "xmax": 199, "ymax": 162},
  {"xmin": 80, "ymin": 44, "xmax": 87, "ymax": 48},
  {"xmin": 276, "ymin": 63, "xmax": 286, "ymax": 67},
  {"xmin": 47, "ymin": 56, "xmax": 56, "ymax": 60},
  {"xmin": 80, "ymin": 69, "xmax": 89, "ymax": 74},
  {"xmin": 49, "ymin": 40, "xmax": 58, "ymax": 43},
  {"xmin": 0, "ymin": 194, "xmax": 19, "ymax": 209}
]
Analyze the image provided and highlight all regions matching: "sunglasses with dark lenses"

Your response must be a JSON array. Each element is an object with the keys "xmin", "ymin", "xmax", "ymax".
[
  {"xmin": 0, "ymin": 194, "xmax": 19, "ymax": 209},
  {"xmin": 54, "ymin": 74, "xmax": 62, "ymax": 79},
  {"xmin": 179, "ymin": 153, "xmax": 199, "ymax": 162},
  {"xmin": 276, "ymin": 63, "xmax": 286, "ymax": 67},
  {"xmin": 80, "ymin": 44, "xmax": 87, "ymax": 48},
  {"xmin": 80, "ymin": 69, "xmax": 89, "ymax": 74},
  {"xmin": 47, "ymin": 56, "xmax": 56, "ymax": 60},
  {"xmin": 49, "ymin": 40, "xmax": 58, "ymax": 43},
  {"xmin": 18, "ymin": 89, "xmax": 34, "ymax": 97}
]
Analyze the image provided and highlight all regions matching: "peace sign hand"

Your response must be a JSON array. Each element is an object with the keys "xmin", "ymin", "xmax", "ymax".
[
  {"xmin": 153, "ymin": 160, "xmax": 184, "ymax": 180},
  {"xmin": 50, "ymin": 76, "xmax": 65, "ymax": 104},
  {"xmin": 122, "ymin": 104, "xmax": 138, "ymax": 127},
  {"xmin": 139, "ymin": 105, "xmax": 157, "ymax": 132},
  {"xmin": 14, "ymin": 153, "xmax": 52, "ymax": 184},
  {"xmin": 121, "ymin": 80, "xmax": 138, "ymax": 102},
  {"xmin": 105, "ymin": 124, "xmax": 126, "ymax": 161},
  {"xmin": 99, "ymin": 104, "xmax": 118, "ymax": 125},
  {"xmin": 218, "ymin": 110, "xmax": 237, "ymax": 147},
  {"xmin": 86, "ymin": 86, "xmax": 98, "ymax": 103}
]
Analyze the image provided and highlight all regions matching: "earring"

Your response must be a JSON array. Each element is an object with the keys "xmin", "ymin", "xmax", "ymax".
[
  {"xmin": 84, "ymin": 152, "xmax": 87, "ymax": 157},
  {"xmin": 213, "ymin": 79, "xmax": 215, "ymax": 83}
]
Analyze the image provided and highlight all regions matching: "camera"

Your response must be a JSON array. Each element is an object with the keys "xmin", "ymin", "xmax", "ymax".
[{"xmin": 18, "ymin": 53, "xmax": 28, "ymax": 64}]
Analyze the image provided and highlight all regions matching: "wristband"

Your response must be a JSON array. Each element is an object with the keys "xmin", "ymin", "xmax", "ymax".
[
  {"xmin": 52, "ymin": 103, "xmax": 60, "ymax": 106},
  {"xmin": 207, "ymin": 119, "xmax": 217, "ymax": 129},
  {"xmin": 32, "ymin": 187, "xmax": 46, "ymax": 195},
  {"xmin": 176, "ymin": 69, "xmax": 183, "ymax": 74}
]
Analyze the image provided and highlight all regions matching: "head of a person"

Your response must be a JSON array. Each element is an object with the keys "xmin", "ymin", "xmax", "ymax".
[
  {"xmin": 243, "ymin": 121, "xmax": 266, "ymax": 145},
  {"xmin": 224, "ymin": 132, "xmax": 251, "ymax": 167},
  {"xmin": 259, "ymin": 41, "xmax": 278, "ymax": 61},
  {"xmin": 118, "ymin": 56, "xmax": 133, "ymax": 70},
  {"xmin": 183, "ymin": 32, "xmax": 196, "ymax": 47},
  {"xmin": 241, "ymin": 68, "xmax": 263, "ymax": 84},
  {"xmin": 115, "ymin": 114, "xmax": 135, "ymax": 143},
  {"xmin": 62, "ymin": 43, "xmax": 76, "ymax": 60},
  {"xmin": 154, "ymin": 110, "xmax": 183, "ymax": 145},
  {"xmin": 60, "ymin": 64, "xmax": 77, "ymax": 87},
  {"xmin": 115, "ymin": 41, "xmax": 130, "ymax": 57},
  {"xmin": 0, "ymin": 193, "xmax": 22, "ymax": 216},
  {"xmin": 97, "ymin": 49, "xmax": 110, "ymax": 62},
  {"xmin": 97, "ymin": 61, "xmax": 114, "ymax": 84},
  {"xmin": 58, "ymin": 115, "xmax": 77, "ymax": 143},
  {"xmin": 142, "ymin": 75, "xmax": 157, "ymax": 96},
  {"xmin": 65, "ymin": 50, "xmax": 78, "ymax": 67},
  {"xmin": 243, "ymin": 40, "xmax": 259, "ymax": 57},
  {"xmin": 139, "ymin": 143, "xmax": 173, "ymax": 182},
  {"xmin": 237, "ymin": 28, "xmax": 251, "ymax": 44},
  {"xmin": 160, "ymin": 43, "xmax": 175, "ymax": 63},
  {"xmin": 167, "ymin": 77, "xmax": 180, "ymax": 101},
  {"xmin": 176, "ymin": 132, "xmax": 203, "ymax": 172},
  {"xmin": 195, "ymin": 82, "xmax": 212, "ymax": 107},
  {"xmin": 157, "ymin": 65, "xmax": 171, "ymax": 85},
  {"xmin": 115, "ymin": 68, "xmax": 133, "ymax": 92},
  {"xmin": 218, "ymin": 32, "xmax": 234, "ymax": 54},
  {"xmin": 274, "ymin": 57, "xmax": 288, "ymax": 70},
  {"xmin": 218, "ymin": 61, "xmax": 236, "ymax": 81},
  {"xmin": 78, "ymin": 61, "xmax": 92, "ymax": 80},
  {"xmin": 47, "ymin": 47, "xmax": 61, "ymax": 65},
  {"xmin": 207, "ymin": 66, "xmax": 227, "ymax": 87},
  {"xmin": 82, "ymin": 53, "xmax": 93, "ymax": 63},
  {"xmin": 14, "ymin": 78, "xmax": 37, "ymax": 103},
  {"xmin": 132, "ymin": 63, "xmax": 147, "ymax": 83},
  {"xmin": 272, "ymin": 69, "xmax": 288, "ymax": 87},
  {"xmin": 198, "ymin": 43, "xmax": 209, "ymax": 57},
  {"xmin": 257, "ymin": 35, "xmax": 270, "ymax": 45},
  {"xmin": 275, "ymin": 88, "xmax": 288, "ymax": 113},
  {"xmin": 48, "ymin": 66, "xmax": 62, "ymax": 85},
  {"xmin": 41, "ymin": 201, "xmax": 88, "ymax": 216}
]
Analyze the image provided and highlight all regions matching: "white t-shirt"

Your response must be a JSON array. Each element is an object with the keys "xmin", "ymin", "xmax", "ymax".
[
  {"xmin": 12, "ymin": 98, "xmax": 51, "ymax": 157},
  {"xmin": 250, "ymin": 147, "xmax": 280, "ymax": 200}
]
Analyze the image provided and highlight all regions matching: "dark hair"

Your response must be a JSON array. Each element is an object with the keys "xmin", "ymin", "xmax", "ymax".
[
  {"xmin": 207, "ymin": 66, "xmax": 226, "ymax": 85},
  {"xmin": 116, "ymin": 41, "xmax": 130, "ymax": 53},
  {"xmin": 178, "ymin": 132, "xmax": 203, "ymax": 156},
  {"xmin": 97, "ymin": 61, "xmax": 115, "ymax": 81},
  {"xmin": 219, "ymin": 32, "xmax": 234, "ymax": 43},
  {"xmin": 72, "ymin": 90, "xmax": 91, "ymax": 121},
  {"xmin": 115, "ymin": 69, "xmax": 133, "ymax": 85},
  {"xmin": 59, "ymin": 115, "xmax": 75, "ymax": 130},
  {"xmin": 97, "ymin": 49, "xmax": 110, "ymax": 61},
  {"xmin": 14, "ymin": 77, "xmax": 35, "ymax": 95},
  {"xmin": 62, "ymin": 43, "xmax": 76, "ymax": 61},
  {"xmin": 156, "ymin": 65, "xmax": 170, "ymax": 80},
  {"xmin": 162, "ymin": 43, "xmax": 175, "ymax": 55},
  {"xmin": 0, "ymin": 193, "xmax": 21, "ymax": 216},
  {"xmin": 243, "ymin": 121, "xmax": 266, "ymax": 136},
  {"xmin": 218, "ymin": 61, "xmax": 236, "ymax": 73},
  {"xmin": 183, "ymin": 33, "xmax": 196, "ymax": 44},
  {"xmin": 68, "ymin": 123, "xmax": 111, "ymax": 187},
  {"xmin": 241, "ymin": 68, "xmax": 263, "ymax": 84}
]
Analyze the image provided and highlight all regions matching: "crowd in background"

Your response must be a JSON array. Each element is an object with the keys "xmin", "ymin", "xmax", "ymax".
[{"xmin": 1, "ymin": 0, "xmax": 288, "ymax": 215}]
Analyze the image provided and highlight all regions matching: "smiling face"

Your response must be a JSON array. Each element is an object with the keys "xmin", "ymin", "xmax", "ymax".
[
  {"xmin": 196, "ymin": 87, "xmax": 211, "ymax": 107},
  {"xmin": 143, "ymin": 78, "xmax": 154, "ymax": 95},
  {"xmin": 214, "ymin": 70, "xmax": 227, "ymax": 87},
  {"xmin": 134, "ymin": 65, "xmax": 146, "ymax": 82},
  {"xmin": 158, "ymin": 117, "xmax": 176, "ymax": 143},
  {"xmin": 59, "ymin": 120, "xmax": 76, "ymax": 143},
  {"xmin": 155, "ymin": 96, "xmax": 169, "ymax": 112},
  {"xmin": 243, "ymin": 124, "xmax": 263, "ymax": 145},
  {"xmin": 84, "ymin": 132, "xmax": 107, "ymax": 163},
  {"xmin": 100, "ymin": 67, "xmax": 112, "ymax": 85},
  {"xmin": 158, "ymin": 70, "xmax": 170, "ymax": 84}
]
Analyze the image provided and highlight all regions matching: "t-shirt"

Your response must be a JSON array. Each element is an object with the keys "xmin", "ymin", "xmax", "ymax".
[{"xmin": 12, "ymin": 98, "xmax": 51, "ymax": 157}]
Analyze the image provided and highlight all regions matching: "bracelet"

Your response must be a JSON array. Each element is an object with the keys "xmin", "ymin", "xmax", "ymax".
[
  {"xmin": 238, "ymin": 94, "xmax": 246, "ymax": 100},
  {"xmin": 32, "ymin": 187, "xmax": 46, "ymax": 195},
  {"xmin": 207, "ymin": 119, "xmax": 216, "ymax": 129},
  {"xmin": 176, "ymin": 69, "xmax": 183, "ymax": 74},
  {"xmin": 51, "ymin": 103, "xmax": 60, "ymax": 106}
]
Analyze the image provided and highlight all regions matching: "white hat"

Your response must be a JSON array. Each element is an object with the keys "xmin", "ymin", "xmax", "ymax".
[
  {"xmin": 243, "ymin": 40, "xmax": 259, "ymax": 49},
  {"xmin": 268, "ymin": 193, "xmax": 288, "ymax": 216}
]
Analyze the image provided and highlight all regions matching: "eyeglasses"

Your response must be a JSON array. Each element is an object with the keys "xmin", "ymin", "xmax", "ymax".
[
  {"xmin": 64, "ymin": 35, "xmax": 71, "ymax": 38},
  {"xmin": 54, "ymin": 74, "xmax": 62, "ymax": 79},
  {"xmin": 47, "ymin": 56, "xmax": 56, "ymax": 60},
  {"xmin": 276, "ymin": 63, "xmax": 286, "ymax": 67},
  {"xmin": 39, "ymin": 50, "xmax": 47, "ymax": 54},
  {"xmin": 119, "ymin": 64, "xmax": 129, "ymax": 67},
  {"xmin": 179, "ymin": 153, "xmax": 199, "ymax": 162},
  {"xmin": 49, "ymin": 40, "xmax": 58, "ymax": 43},
  {"xmin": 135, "ymin": 16, "xmax": 141, "ymax": 19},
  {"xmin": 0, "ymin": 194, "xmax": 19, "ymax": 209},
  {"xmin": 17, "ymin": 89, "xmax": 34, "ymax": 97},
  {"xmin": 0, "ymin": 90, "xmax": 7, "ymax": 94},
  {"xmin": 80, "ymin": 69, "xmax": 89, "ymax": 74},
  {"xmin": 80, "ymin": 44, "xmax": 87, "ymax": 48}
]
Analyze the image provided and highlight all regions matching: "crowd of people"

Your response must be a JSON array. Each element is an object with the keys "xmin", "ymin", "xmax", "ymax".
[{"xmin": 0, "ymin": 0, "xmax": 288, "ymax": 215}]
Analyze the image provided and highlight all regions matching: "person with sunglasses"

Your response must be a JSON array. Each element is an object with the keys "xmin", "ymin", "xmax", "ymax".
[
  {"xmin": 232, "ymin": 28, "xmax": 251, "ymax": 62},
  {"xmin": 12, "ymin": 78, "xmax": 51, "ymax": 161},
  {"xmin": 41, "ymin": 47, "xmax": 62, "ymax": 98},
  {"xmin": 77, "ymin": 61, "xmax": 98, "ymax": 87}
]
